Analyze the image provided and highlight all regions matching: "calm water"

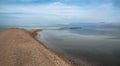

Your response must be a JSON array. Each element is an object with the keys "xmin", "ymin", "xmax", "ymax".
[{"xmin": 39, "ymin": 28, "xmax": 120, "ymax": 66}]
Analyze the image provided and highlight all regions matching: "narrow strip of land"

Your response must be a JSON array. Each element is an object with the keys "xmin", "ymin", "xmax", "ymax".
[{"xmin": 0, "ymin": 28, "xmax": 72, "ymax": 66}]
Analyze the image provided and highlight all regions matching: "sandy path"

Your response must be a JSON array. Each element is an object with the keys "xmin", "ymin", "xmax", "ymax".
[{"xmin": 0, "ymin": 28, "xmax": 72, "ymax": 66}]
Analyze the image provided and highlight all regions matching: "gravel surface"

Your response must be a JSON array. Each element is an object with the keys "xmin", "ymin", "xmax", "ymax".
[{"xmin": 0, "ymin": 28, "xmax": 72, "ymax": 66}]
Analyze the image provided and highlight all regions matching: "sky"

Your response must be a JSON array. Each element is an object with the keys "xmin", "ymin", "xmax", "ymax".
[{"xmin": 0, "ymin": 0, "xmax": 120, "ymax": 26}]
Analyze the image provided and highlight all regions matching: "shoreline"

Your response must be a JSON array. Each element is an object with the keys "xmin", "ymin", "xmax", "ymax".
[
  {"xmin": 35, "ymin": 29, "xmax": 101, "ymax": 66},
  {"xmin": 28, "ymin": 29, "xmax": 74, "ymax": 66},
  {"xmin": 0, "ymin": 28, "xmax": 73, "ymax": 66}
]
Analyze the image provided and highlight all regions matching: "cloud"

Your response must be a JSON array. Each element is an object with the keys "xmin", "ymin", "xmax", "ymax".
[
  {"xmin": 0, "ymin": 0, "xmax": 58, "ymax": 5},
  {"xmin": 0, "ymin": 0, "xmax": 120, "ymax": 7},
  {"xmin": 0, "ymin": 1, "xmax": 120, "ymax": 26}
]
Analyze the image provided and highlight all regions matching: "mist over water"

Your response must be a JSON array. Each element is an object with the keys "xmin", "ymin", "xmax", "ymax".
[{"xmin": 39, "ymin": 27, "xmax": 120, "ymax": 66}]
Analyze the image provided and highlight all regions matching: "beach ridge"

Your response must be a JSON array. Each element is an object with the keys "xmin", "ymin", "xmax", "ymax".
[{"xmin": 0, "ymin": 28, "xmax": 73, "ymax": 66}]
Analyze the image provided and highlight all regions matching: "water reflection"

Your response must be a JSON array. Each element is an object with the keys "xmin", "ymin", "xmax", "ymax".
[
  {"xmin": 70, "ymin": 28, "xmax": 120, "ymax": 39},
  {"xmin": 39, "ymin": 28, "xmax": 120, "ymax": 66}
]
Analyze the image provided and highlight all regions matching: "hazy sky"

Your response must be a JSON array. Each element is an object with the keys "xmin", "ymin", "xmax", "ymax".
[{"xmin": 0, "ymin": 0, "xmax": 120, "ymax": 26}]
